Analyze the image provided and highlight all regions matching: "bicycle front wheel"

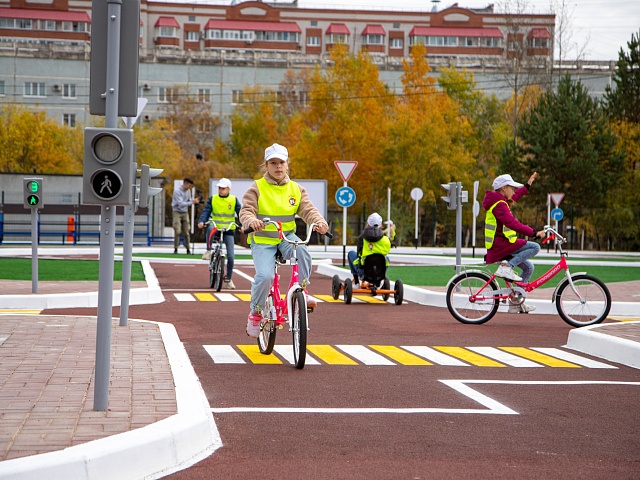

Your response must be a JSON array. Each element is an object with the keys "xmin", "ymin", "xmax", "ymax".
[
  {"xmin": 446, "ymin": 272, "xmax": 499, "ymax": 324},
  {"xmin": 258, "ymin": 295, "xmax": 277, "ymax": 355},
  {"xmin": 214, "ymin": 254, "xmax": 224, "ymax": 292},
  {"xmin": 555, "ymin": 274, "xmax": 611, "ymax": 327},
  {"xmin": 291, "ymin": 290, "xmax": 307, "ymax": 369}
]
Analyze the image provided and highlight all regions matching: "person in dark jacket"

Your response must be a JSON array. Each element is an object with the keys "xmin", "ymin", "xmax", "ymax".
[
  {"xmin": 483, "ymin": 172, "xmax": 545, "ymax": 313},
  {"xmin": 347, "ymin": 212, "xmax": 395, "ymax": 288}
]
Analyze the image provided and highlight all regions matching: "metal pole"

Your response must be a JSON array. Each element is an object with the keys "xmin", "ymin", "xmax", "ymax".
[
  {"xmin": 31, "ymin": 208, "xmax": 38, "ymax": 293},
  {"xmin": 455, "ymin": 182, "xmax": 463, "ymax": 275},
  {"xmin": 342, "ymin": 180, "xmax": 347, "ymax": 267},
  {"xmin": 94, "ymin": 0, "xmax": 122, "ymax": 412},
  {"xmin": 414, "ymin": 199, "xmax": 418, "ymax": 249},
  {"xmin": 387, "ymin": 187, "xmax": 391, "ymax": 238}
]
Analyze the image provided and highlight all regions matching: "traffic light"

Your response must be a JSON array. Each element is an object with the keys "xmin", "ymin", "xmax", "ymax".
[
  {"xmin": 441, "ymin": 182, "xmax": 458, "ymax": 210},
  {"xmin": 83, "ymin": 127, "xmax": 134, "ymax": 206},
  {"xmin": 23, "ymin": 177, "xmax": 44, "ymax": 209},
  {"xmin": 137, "ymin": 164, "xmax": 164, "ymax": 209}
]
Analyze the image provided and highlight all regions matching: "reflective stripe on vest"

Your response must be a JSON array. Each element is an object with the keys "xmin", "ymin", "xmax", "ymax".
[
  {"xmin": 252, "ymin": 178, "xmax": 301, "ymax": 245},
  {"xmin": 484, "ymin": 200, "xmax": 516, "ymax": 249},
  {"xmin": 210, "ymin": 194, "xmax": 237, "ymax": 230},
  {"xmin": 355, "ymin": 236, "xmax": 391, "ymax": 266}
]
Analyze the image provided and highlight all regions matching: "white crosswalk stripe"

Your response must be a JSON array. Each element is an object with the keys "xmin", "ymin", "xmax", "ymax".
[
  {"xmin": 532, "ymin": 348, "xmax": 618, "ymax": 368},
  {"xmin": 467, "ymin": 347, "xmax": 543, "ymax": 367},
  {"xmin": 401, "ymin": 346, "xmax": 470, "ymax": 366}
]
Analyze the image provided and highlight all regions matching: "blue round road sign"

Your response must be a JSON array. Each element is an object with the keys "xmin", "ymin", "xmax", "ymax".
[
  {"xmin": 551, "ymin": 207, "xmax": 564, "ymax": 221},
  {"xmin": 335, "ymin": 186, "xmax": 356, "ymax": 208}
]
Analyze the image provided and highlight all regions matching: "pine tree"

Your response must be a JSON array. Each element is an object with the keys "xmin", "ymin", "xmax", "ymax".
[{"xmin": 604, "ymin": 30, "xmax": 640, "ymax": 124}]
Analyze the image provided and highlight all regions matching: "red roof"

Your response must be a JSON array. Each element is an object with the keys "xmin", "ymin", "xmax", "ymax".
[
  {"xmin": 204, "ymin": 19, "xmax": 301, "ymax": 33},
  {"xmin": 0, "ymin": 8, "xmax": 90, "ymax": 23},
  {"xmin": 361, "ymin": 24, "xmax": 385, "ymax": 36},
  {"xmin": 528, "ymin": 28, "xmax": 551, "ymax": 39},
  {"xmin": 326, "ymin": 23, "xmax": 350, "ymax": 35},
  {"xmin": 409, "ymin": 26, "xmax": 503, "ymax": 38},
  {"xmin": 154, "ymin": 17, "xmax": 180, "ymax": 28}
]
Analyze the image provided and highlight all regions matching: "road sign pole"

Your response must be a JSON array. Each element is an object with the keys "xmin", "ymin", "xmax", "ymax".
[
  {"xmin": 31, "ymin": 208, "xmax": 38, "ymax": 294},
  {"xmin": 342, "ymin": 180, "xmax": 347, "ymax": 267}
]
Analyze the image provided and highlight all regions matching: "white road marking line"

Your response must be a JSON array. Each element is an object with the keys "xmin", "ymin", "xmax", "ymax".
[
  {"xmin": 204, "ymin": 345, "xmax": 245, "ymax": 364},
  {"xmin": 533, "ymin": 348, "xmax": 617, "ymax": 369},
  {"xmin": 336, "ymin": 345, "xmax": 396, "ymax": 365},
  {"xmin": 174, "ymin": 293, "xmax": 195, "ymax": 301},
  {"xmin": 232, "ymin": 268, "xmax": 255, "ymax": 283},
  {"xmin": 466, "ymin": 347, "xmax": 543, "ymax": 368},
  {"xmin": 210, "ymin": 380, "xmax": 640, "ymax": 414},
  {"xmin": 273, "ymin": 345, "xmax": 321, "ymax": 365},
  {"xmin": 402, "ymin": 346, "xmax": 470, "ymax": 366},
  {"xmin": 215, "ymin": 293, "xmax": 239, "ymax": 302}
]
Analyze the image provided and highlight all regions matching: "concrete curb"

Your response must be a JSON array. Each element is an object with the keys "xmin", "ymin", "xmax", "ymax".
[
  {"xmin": 565, "ymin": 321, "xmax": 640, "ymax": 370},
  {"xmin": 0, "ymin": 319, "xmax": 222, "ymax": 480},
  {"xmin": 0, "ymin": 260, "xmax": 165, "ymax": 310},
  {"xmin": 315, "ymin": 263, "xmax": 639, "ymax": 316}
]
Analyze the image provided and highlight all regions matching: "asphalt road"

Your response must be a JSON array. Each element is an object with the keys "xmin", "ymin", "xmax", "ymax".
[{"xmin": 118, "ymin": 262, "xmax": 640, "ymax": 479}]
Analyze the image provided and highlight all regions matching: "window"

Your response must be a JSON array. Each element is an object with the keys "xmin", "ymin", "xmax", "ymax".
[
  {"xmin": 198, "ymin": 88, "xmax": 211, "ymax": 103},
  {"xmin": 62, "ymin": 21, "xmax": 72, "ymax": 31},
  {"xmin": 484, "ymin": 37, "xmax": 500, "ymax": 47},
  {"xmin": 223, "ymin": 30, "xmax": 241, "ymax": 40},
  {"xmin": 390, "ymin": 38, "xmax": 403, "ymax": 49},
  {"xmin": 44, "ymin": 20, "xmax": 57, "ymax": 31},
  {"xmin": 529, "ymin": 38, "xmax": 548, "ymax": 48},
  {"xmin": 393, "ymin": 23, "xmax": 400, "ymax": 29},
  {"xmin": 232, "ymin": 90, "xmax": 244, "ymax": 104},
  {"xmin": 327, "ymin": 34, "xmax": 347, "ymax": 44},
  {"xmin": 17, "ymin": 19, "xmax": 33, "ymax": 30},
  {"xmin": 307, "ymin": 35, "xmax": 320, "ymax": 46},
  {"xmin": 158, "ymin": 26, "xmax": 177, "ymax": 38},
  {"xmin": 197, "ymin": 120, "xmax": 211, "ymax": 133},
  {"xmin": 0, "ymin": 80, "xmax": 4, "ymax": 96},
  {"xmin": 63, "ymin": 114, "xmax": 76, "ymax": 127},
  {"xmin": 311, "ymin": 21, "xmax": 318, "ymax": 27},
  {"xmin": 363, "ymin": 34, "xmax": 384, "ymax": 45},
  {"xmin": 63, "ymin": 84, "xmax": 76, "ymax": 99},
  {"xmin": 158, "ymin": 87, "xmax": 177, "ymax": 103},
  {"xmin": 188, "ymin": 16, "xmax": 196, "ymax": 22},
  {"xmin": 445, "ymin": 36, "xmax": 458, "ymax": 46},
  {"xmin": 186, "ymin": 31, "xmax": 199, "ymax": 42},
  {"xmin": 24, "ymin": 82, "xmax": 46, "ymax": 97}
]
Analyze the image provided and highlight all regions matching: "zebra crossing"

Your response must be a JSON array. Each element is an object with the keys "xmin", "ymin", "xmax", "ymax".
[
  {"xmin": 203, "ymin": 344, "xmax": 618, "ymax": 368},
  {"xmin": 173, "ymin": 292, "xmax": 392, "ymax": 304}
]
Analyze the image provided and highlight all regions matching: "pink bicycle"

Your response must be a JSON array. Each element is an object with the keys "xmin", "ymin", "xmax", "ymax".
[
  {"xmin": 244, "ymin": 219, "xmax": 331, "ymax": 369},
  {"xmin": 446, "ymin": 225, "xmax": 611, "ymax": 327}
]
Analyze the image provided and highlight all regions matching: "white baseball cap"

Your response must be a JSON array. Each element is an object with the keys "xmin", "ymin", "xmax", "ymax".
[
  {"xmin": 216, "ymin": 178, "xmax": 232, "ymax": 189},
  {"xmin": 367, "ymin": 213, "xmax": 383, "ymax": 227},
  {"xmin": 492, "ymin": 174, "xmax": 523, "ymax": 191},
  {"xmin": 264, "ymin": 143, "xmax": 288, "ymax": 162}
]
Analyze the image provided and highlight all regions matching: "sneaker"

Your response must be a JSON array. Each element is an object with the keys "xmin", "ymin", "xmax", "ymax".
[
  {"xmin": 186, "ymin": 249, "xmax": 191, "ymax": 255},
  {"xmin": 202, "ymin": 250, "xmax": 211, "ymax": 260},
  {"xmin": 495, "ymin": 261, "xmax": 523, "ymax": 282},
  {"xmin": 246, "ymin": 313, "xmax": 262, "ymax": 338},
  {"xmin": 306, "ymin": 295, "xmax": 317, "ymax": 312},
  {"xmin": 225, "ymin": 278, "xmax": 236, "ymax": 290},
  {"xmin": 353, "ymin": 282, "xmax": 361, "ymax": 290},
  {"xmin": 173, "ymin": 248, "xmax": 178, "ymax": 254},
  {"xmin": 508, "ymin": 302, "xmax": 536, "ymax": 314}
]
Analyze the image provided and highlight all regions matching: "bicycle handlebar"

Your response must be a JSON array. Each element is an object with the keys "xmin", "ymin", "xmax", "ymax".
[
  {"xmin": 542, "ymin": 225, "xmax": 566, "ymax": 244},
  {"xmin": 203, "ymin": 220, "xmax": 240, "ymax": 231},
  {"xmin": 243, "ymin": 217, "xmax": 333, "ymax": 242}
]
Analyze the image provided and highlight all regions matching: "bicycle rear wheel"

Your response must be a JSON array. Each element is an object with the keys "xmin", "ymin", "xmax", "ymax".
[
  {"xmin": 291, "ymin": 290, "xmax": 307, "ymax": 369},
  {"xmin": 446, "ymin": 272, "xmax": 499, "ymax": 324},
  {"xmin": 555, "ymin": 274, "xmax": 611, "ymax": 327},
  {"xmin": 258, "ymin": 295, "xmax": 277, "ymax": 355}
]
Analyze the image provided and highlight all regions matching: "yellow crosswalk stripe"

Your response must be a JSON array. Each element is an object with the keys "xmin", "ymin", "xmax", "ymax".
[
  {"xmin": 236, "ymin": 345, "xmax": 282, "ymax": 364},
  {"xmin": 0, "ymin": 309, "xmax": 42, "ymax": 315},
  {"xmin": 499, "ymin": 347, "xmax": 581, "ymax": 368},
  {"xmin": 307, "ymin": 345, "xmax": 358, "ymax": 365},
  {"xmin": 313, "ymin": 294, "xmax": 343, "ymax": 303},
  {"xmin": 354, "ymin": 295, "xmax": 387, "ymax": 303},
  {"xmin": 235, "ymin": 293, "xmax": 252, "ymax": 301},
  {"xmin": 194, "ymin": 293, "xmax": 217, "ymax": 301},
  {"xmin": 434, "ymin": 346, "xmax": 506, "ymax": 367},
  {"xmin": 369, "ymin": 345, "xmax": 432, "ymax": 365}
]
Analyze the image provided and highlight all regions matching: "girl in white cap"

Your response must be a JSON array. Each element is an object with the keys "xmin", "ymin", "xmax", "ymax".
[
  {"xmin": 482, "ymin": 172, "xmax": 545, "ymax": 313},
  {"xmin": 347, "ymin": 212, "xmax": 395, "ymax": 287},
  {"xmin": 240, "ymin": 143, "xmax": 330, "ymax": 338}
]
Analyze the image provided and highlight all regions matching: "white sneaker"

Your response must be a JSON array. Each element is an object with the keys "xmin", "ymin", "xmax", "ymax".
[
  {"xmin": 353, "ymin": 283, "xmax": 360, "ymax": 289},
  {"xmin": 225, "ymin": 278, "xmax": 236, "ymax": 290},
  {"xmin": 495, "ymin": 262, "xmax": 523, "ymax": 282},
  {"xmin": 246, "ymin": 313, "xmax": 261, "ymax": 338},
  {"xmin": 508, "ymin": 302, "xmax": 536, "ymax": 314},
  {"xmin": 202, "ymin": 250, "xmax": 211, "ymax": 260}
]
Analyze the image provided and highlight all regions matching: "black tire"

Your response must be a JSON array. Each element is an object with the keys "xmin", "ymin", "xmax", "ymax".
[
  {"xmin": 382, "ymin": 277, "xmax": 391, "ymax": 301},
  {"xmin": 331, "ymin": 275, "xmax": 341, "ymax": 300},
  {"xmin": 292, "ymin": 290, "xmax": 307, "ymax": 369},
  {"xmin": 555, "ymin": 274, "xmax": 612, "ymax": 327},
  {"xmin": 446, "ymin": 272, "xmax": 499, "ymax": 324},
  {"xmin": 258, "ymin": 295, "xmax": 277, "ymax": 355},
  {"xmin": 344, "ymin": 278, "xmax": 353, "ymax": 304},
  {"xmin": 214, "ymin": 254, "xmax": 224, "ymax": 292},
  {"xmin": 393, "ymin": 279, "xmax": 404, "ymax": 305},
  {"xmin": 209, "ymin": 260, "xmax": 215, "ymax": 288}
]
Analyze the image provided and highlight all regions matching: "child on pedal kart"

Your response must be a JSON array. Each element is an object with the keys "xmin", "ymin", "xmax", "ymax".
[{"xmin": 347, "ymin": 213, "xmax": 395, "ymax": 289}]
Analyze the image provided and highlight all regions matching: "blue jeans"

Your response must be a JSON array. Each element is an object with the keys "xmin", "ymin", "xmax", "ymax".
[
  {"xmin": 249, "ymin": 233, "xmax": 312, "ymax": 313},
  {"xmin": 347, "ymin": 250, "xmax": 364, "ymax": 280},
  {"xmin": 508, "ymin": 241, "xmax": 540, "ymax": 283},
  {"xmin": 207, "ymin": 228, "xmax": 235, "ymax": 280}
]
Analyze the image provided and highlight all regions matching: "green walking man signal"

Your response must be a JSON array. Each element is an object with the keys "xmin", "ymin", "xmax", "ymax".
[{"xmin": 23, "ymin": 178, "xmax": 44, "ymax": 209}]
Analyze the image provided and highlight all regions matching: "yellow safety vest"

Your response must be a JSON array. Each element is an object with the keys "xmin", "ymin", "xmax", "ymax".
[
  {"xmin": 210, "ymin": 194, "xmax": 237, "ymax": 230},
  {"xmin": 355, "ymin": 231, "xmax": 394, "ymax": 266},
  {"xmin": 484, "ymin": 200, "xmax": 517, "ymax": 249},
  {"xmin": 251, "ymin": 178, "xmax": 301, "ymax": 245}
]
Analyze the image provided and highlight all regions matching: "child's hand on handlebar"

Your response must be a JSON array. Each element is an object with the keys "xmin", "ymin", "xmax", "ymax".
[
  {"xmin": 197, "ymin": 221, "xmax": 205, "ymax": 229},
  {"xmin": 313, "ymin": 222, "xmax": 329, "ymax": 235},
  {"xmin": 245, "ymin": 219, "xmax": 264, "ymax": 233}
]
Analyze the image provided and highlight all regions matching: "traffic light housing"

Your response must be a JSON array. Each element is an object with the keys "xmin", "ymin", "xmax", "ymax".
[
  {"xmin": 23, "ymin": 177, "xmax": 44, "ymax": 209},
  {"xmin": 441, "ymin": 182, "xmax": 458, "ymax": 210},
  {"xmin": 83, "ymin": 127, "xmax": 134, "ymax": 206},
  {"xmin": 137, "ymin": 164, "xmax": 164, "ymax": 209}
]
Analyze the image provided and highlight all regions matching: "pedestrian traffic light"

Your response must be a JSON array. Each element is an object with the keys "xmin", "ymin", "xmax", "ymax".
[
  {"xmin": 441, "ymin": 182, "xmax": 458, "ymax": 210},
  {"xmin": 83, "ymin": 127, "xmax": 134, "ymax": 206},
  {"xmin": 137, "ymin": 164, "xmax": 164, "ymax": 209},
  {"xmin": 23, "ymin": 177, "xmax": 44, "ymax": 209}
]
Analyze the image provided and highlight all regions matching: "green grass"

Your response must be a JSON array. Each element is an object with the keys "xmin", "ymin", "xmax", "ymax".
[
  {"xmin": 132, "ymin": 253, "xmax": 253, "ymax": 260},
  {"xmin": 0, "ymin": 258, "xmax": 145, "ymax": 282}
]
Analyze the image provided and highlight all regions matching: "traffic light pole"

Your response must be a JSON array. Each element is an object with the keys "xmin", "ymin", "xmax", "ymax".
[
  {"xmin": 94, "ymin": 0, "xmax": 123, "ymax": 412},
  {"xmin": 455, "ymin": 182, "xmax": 463, "ymax": 275},
  {"xmin": 31, "ymin": 208, "xmax": 38, "ymax": 294},
  {"xmin": 119, "ymin": 159, "xmax": 137, "ymax": 327}
]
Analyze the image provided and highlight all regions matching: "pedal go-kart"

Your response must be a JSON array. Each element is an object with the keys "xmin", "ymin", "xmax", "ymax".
[{"xmin": 331, "ymin": 253, "xmax": 404, "ymax": 305}]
